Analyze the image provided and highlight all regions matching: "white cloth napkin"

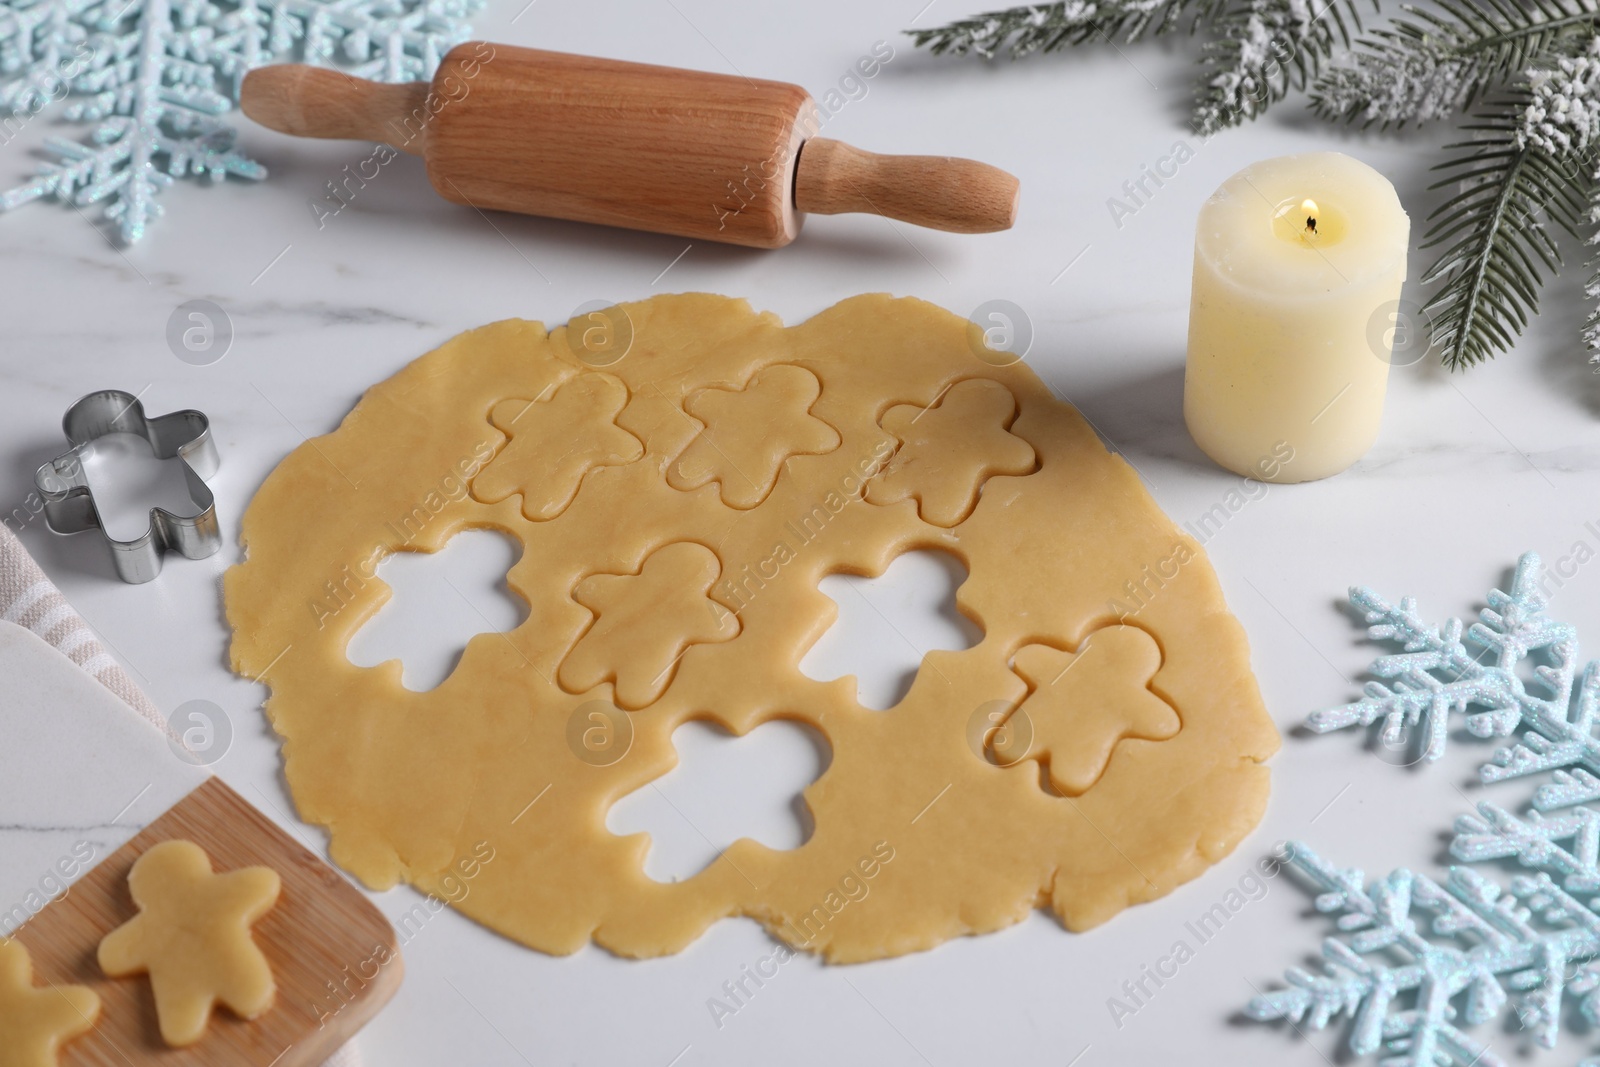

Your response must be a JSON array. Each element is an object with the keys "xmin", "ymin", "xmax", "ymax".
[
  {"xmin": 0, "ymin": 525, "xmax": 165, "ymax": 730},
  {"xmin": 0, "ymin": 523, "xmax": 363, "ymax": 1067}
]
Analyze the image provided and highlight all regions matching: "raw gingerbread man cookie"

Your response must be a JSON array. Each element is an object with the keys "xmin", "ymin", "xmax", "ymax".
[
  {"xmin": 669, "ymin": 363, "xmax": 840, "ymax": 508},
  {"xmin": 866, "ymin": 377, "xmax": 1036, "ymax": 527},
  {"xmin": 473, "ymin": 373, "xmax": 643, "ymax": 521},
  {"xmin": 98, "ymin": 840, "xmax": 280, "ymax": 1046},
  {"xmin": 0, "ymin": 938, "xmax": 99, "ymax": 1067},
  {"xmin": 559, "ymin": 541, "xmax": 741, "ymax": 709},
  {"xmin": 1004, "ymin": 625, "xmax": 1182, "ymax": 795}
]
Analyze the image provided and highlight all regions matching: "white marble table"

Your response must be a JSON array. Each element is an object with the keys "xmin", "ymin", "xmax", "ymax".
[{"xmin": 3, "ymin": 0, "xmax": 1598, "ymax": 1064}]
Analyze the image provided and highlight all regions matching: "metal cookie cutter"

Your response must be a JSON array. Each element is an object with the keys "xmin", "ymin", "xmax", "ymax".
[{"xmin": 34, "ymin": 390, "xmax": 221, "ymax": 584}]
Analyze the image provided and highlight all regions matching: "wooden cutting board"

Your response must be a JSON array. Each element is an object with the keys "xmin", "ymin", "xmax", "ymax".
[{"xmin": 0, "ymin": 620, "xmax": 400, "ymax": 1064}]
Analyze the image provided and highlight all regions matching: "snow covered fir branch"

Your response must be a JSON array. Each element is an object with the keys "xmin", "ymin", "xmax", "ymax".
[
  {"xmin": 1248, "ymin": 553, "xmax": 1600, "ymax": 1065},
  {"xmin": 0, "ymin": 0, "xmax": 482, "ymax": 243},
  {"xmin": 910, "ymin": 0, "xmax": 1600, "ymax": 368}
]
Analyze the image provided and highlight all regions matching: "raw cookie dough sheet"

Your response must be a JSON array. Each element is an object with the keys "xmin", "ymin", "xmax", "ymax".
[{"xmin": 225, "ymin": 293, "xmax": 1278, "ymax": 962}]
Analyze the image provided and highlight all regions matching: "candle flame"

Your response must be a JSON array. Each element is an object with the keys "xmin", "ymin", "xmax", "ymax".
[{"xmin": 1301, "ymin": 198, "xmax": 1319, "ymax": 236}]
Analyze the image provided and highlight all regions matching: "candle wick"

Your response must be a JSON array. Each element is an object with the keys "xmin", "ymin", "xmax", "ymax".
[{"xmin": 1305, "ymin": 216, "xmax": 1317, "ymax": 235}]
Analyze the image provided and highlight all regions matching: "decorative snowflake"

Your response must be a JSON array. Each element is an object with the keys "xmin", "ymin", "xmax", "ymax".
[
  {"xmin": 1305, "ymin": 552, "xmax": 1579, "ymax": 768},
  {"xmin": 1249, "ymin": 553, "xmax": 1600, "ymax": 1065},
  {"xmin": 1247, "ymin": 843, "xmax": 1600, "ymax": 1066},
  {"xmin": 0, "ymin": 0, "xmax": 481, "ymax": 243}
]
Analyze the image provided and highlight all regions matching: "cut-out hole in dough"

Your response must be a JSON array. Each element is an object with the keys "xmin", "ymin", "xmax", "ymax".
[
  {"xmin": 607, "ymin": 719, "xmax": 829, "ymax": 883},
  {"xmin": 79, "ymin": 431, "xmax": 202, "ymax": 541},
  {"xmin": 799, "ymin": 549, "xmax": 982, "ymax": 710},
  {"xmin": 346, "ymin": 529, "xmax": 526, "ymax": 691}
]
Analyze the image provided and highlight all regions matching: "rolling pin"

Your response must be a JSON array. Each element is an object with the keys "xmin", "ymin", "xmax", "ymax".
[{"xmin": 240, "ymin": 42, "xmax": 1020, "ymax": 248}]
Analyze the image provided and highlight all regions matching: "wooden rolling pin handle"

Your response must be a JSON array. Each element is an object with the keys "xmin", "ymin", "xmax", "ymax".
[
  {"xmin": 241, "ymin": 66, "xmax": 430, "ymax": 157},
  {"xmin": 794, "ymin": 138, "xmax": 1020, "ymax": 234}
]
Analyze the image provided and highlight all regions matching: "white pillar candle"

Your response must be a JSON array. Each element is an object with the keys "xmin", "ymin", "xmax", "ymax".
[{"xmin": 1184, "ymin": 152, "xmax": 1409, "ymax": 483}]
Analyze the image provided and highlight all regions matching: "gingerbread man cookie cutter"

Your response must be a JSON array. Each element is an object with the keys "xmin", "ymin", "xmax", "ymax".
[{"xmin": 34, "ymin": 389, "xmax": 221, "ymax": 584}]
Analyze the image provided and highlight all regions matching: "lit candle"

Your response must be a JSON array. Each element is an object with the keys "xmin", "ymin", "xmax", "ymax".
[{"xmin": 1184, "ymin": 152, "xmax": 1409, "ymax": 483}]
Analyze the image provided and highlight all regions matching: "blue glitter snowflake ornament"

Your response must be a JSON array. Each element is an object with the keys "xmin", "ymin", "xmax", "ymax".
[
  {"xmin": 1247, "ymin": 553, "xmax": 1600, "ymax": 1065},
  {"xmin": 0, "ymin": 0, "xmax": 481, "ymax": 243},
  {"xmin": 1307, "ymin": 552, "xmax": 1580, "ymax": 767},
  {"xmin": 1248, "ymin": 842, "xmax": 1600, "ymax": 1067}
]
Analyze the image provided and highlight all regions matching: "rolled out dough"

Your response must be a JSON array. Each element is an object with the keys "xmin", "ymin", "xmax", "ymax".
[{"xmin": 225, "ymin": 294, "xmax": 1278, "ymax": 962}]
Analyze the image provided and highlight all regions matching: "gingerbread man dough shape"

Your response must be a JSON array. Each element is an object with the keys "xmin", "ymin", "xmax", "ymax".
[
  {"xmin": 99, "ymin": 840, "xmax": 280, "ymax": 1046},
  {"xmin": 0, "ymin": 938, "xmax": 99, "ymax": 1067}
]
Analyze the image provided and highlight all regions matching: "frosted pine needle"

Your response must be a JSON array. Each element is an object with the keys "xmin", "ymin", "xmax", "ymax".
[
  {"xmin": 907, "ymin": 0, "xmax": 1213, "ymax": 57},
  {"xmin": 1193, "ymin": 0, "xmax": 1362, "ymax": 135},
  {"xmin": 1521, "ymin": 42, "xmax": 1600, "ymax": 156},
  {"xmin": 912, "ymin": 0, "xmax": 1600, "ymax": 369},
  {"xmin": 1313, "ymin": 44, "xmax": 1477, "ymax": 125},
  {"xmin": 1587, "ymin": 184, "xmax": 1600, "ymax": 361}
]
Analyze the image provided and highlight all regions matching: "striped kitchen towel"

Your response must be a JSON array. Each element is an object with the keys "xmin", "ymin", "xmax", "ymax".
[
  {"xmin": 0, "ymin": 523, "xmax": 163, "ymax": 730},
  {"xmin": 0, "ymin": 522, "xmax": 362, "ymax": 1067}
]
